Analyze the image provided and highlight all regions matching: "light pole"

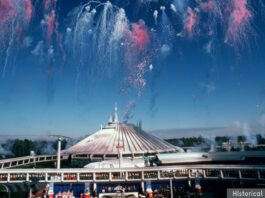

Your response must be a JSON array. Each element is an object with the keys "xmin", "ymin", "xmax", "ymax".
[
  {"xmin": 49, "ymin": 135, "xmax": 71, "ymax": 169},
  {"xmin": 116, "ymin": 145, "xmax": 124, "ymax": 169},
  {"xmin": 170, "ymin": 178, "xmax": 173, "ymax": 198},
  {"xmin": 57, "ymin": 137, "xmax": 62, "ymax": 169}
]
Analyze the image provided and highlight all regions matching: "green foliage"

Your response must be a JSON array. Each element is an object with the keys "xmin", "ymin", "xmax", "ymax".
[
  {"xmin": 256, "ymin": 134, "xmax": 265, "ymax": 144},
  {"xmin": 52, "ymin": 139, "xmax": 67, "ymax": 150},
  {"xmin": 165, "ymin": 136, "xmax": 205, "ymax": 147},
  {"xmin": 0, "ymin": 184, "xmax": 7, "ymax": 191},
  {"xmin": 61, "ymin": 139, "xmax": 67, "ymax": 150},
  {"xmin": 36, "ymin": 140, "xmax": 47, "ymax": 155},
  {"xmin": 237, "ymin": 136, "xmax": 246, "ymax": 143},
  {"xmin": 215, "ymin": 136, "xmax": 229, "ymax": 144},
  {"xmin": 11, "ymin": 139, "xmax": 36, "ymax": 157},
  {"xmin": 5, "ymin": 138, "xmax": 68, "ymax": 157}
]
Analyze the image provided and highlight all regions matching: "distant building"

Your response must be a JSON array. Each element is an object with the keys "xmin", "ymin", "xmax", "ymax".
[{"xmin": 62, "ymin": 105, "xmax": 183, "ymax": 160}]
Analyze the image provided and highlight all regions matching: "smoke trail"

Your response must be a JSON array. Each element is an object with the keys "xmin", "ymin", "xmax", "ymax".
[
  {"xmin": 94, "ymin": 1, "xmax": 114, "ymax": 73},
  {"xmin": 72, "ymin": 7, "xmax": 96, "ymax": 67},
  {"xmin": 199, "ymin": 82, "xmax": 216, "ymax": 93},
  {"xmin": 149, "ymin": 65, "xmax": 158, "ymax": 118},
  {"xmin": 46, "ymin": 62, "xmax": 55, "ymax": 105},
  {"xmin": 158, "ymin": 5, "xmax": 175, "ymax": 45},
  {"xmin": 53, "ymin": 20, "xmax": 66, "ymax": 65},
  {"xmin": 153, "ymin": 10, "xmax": 158, "ymax": 24},
  {"xmin": 123, "ymin": 100, "xmax": 136, "ymax": 123},
  {"xmin": 108, "ymin": 8, "xmax": 128, "ymax": 72},
  {"xmin": 2, "ymin": 21, "xmax": 15, "ymax": 78},
  {"xmin": 110, "ymin": 8, "xmax": 128, "ymax": 45},
  {"xmin": 233, "ymin": 122, "xmax": 257, "ymax": 147},
  {"xmin": 31, "ymin": 41, "xmax": 44, "ymax": 57},
  {"xmin": 204, "ymin": 39, "xmax": 214, "ymax": 54},
  {"xmin": 160, "ymin": 6, "xmax": 167, "ymax": 26},
  {"xmin": 173, "ymin": 0, "xmax": 187, "ymax": 12},
  {"xmin": 0, "ymin": 140, "xmax": 14, "ymax": 157},
  {"xmin": 170, "ymin": 4, "xmax": 177, "ymax": 13},
  {"xmin": 36, "ymin": 140, "xmax": 57, "ymax": 155}
]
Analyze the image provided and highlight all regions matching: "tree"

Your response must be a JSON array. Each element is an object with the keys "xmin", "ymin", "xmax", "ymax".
[
  {"xmin": 256, "ymin": 134, "xmax": 265, "ymax": 145},
  {"xmin": 237, "ymin": 136, "xmax": 246, "ymax": 143},
  {"xmin": 11, "ymin": 139, "xmax": 36, "ymax": 157},
  {"xmin": 215, "ymin": 136, "xmax": 229, "ymax": 145}
]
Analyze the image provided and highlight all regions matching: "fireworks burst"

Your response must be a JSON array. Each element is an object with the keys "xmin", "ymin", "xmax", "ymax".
[{"xmin": 0, "ymin": 0, "xmax": 263, "ymax": 115}]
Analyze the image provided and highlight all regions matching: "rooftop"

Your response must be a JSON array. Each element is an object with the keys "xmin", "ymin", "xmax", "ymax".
[{"xmin": 62, "ymin": 105, "xmax": 183, "ymax": 158}]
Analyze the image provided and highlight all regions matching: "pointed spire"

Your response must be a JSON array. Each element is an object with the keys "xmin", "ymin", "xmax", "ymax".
[{"xmin": 114, "ymin": 102, "xmax": 119, "ymax": 124}]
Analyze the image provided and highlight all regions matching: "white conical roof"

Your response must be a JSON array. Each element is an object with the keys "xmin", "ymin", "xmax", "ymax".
[
  {"xmin": 63, "ymin": 106, "xmax": 183, "ymax": 157},
  {"xmin": 63, "ymin": 123, "xmax": 183, "ymax": 157}
]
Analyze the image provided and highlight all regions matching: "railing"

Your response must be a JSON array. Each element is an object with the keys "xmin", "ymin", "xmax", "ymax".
[
  {"xmin": 0, "ymin": 165, "xmax": 264, "ymax": 183},
  {"xmin": 0, "ymin": 155, "xmax": 66, "ymax": 169}
]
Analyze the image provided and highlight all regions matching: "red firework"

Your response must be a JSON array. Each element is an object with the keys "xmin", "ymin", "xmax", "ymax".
[
  {"xmin": 200, "ymin": 0, "xmax": 216, "ymax": 11},
  {"xmin": 125, "ymin": 22, "xmax": 150, "ymax": 51},
  {"xmin": 44, "ymin": 0, "xmax": 51, "ymax": 10},
  {"xmin": 184, "ymin": 7, "xmax": 197, "ymax": 37},
  {"xmin": 24, "ymin": 0, "xmax": 33, "ymax": 24},
  {"xmin": 0, "ymin": 0, "xmax": 15, "ymax": 25},
  {"xmin": 47, "ymin": 9, "xmax": 55, "ymax": 41},
  {"xmin": 225, "ymin": 0, "xmax": 252, "ymax": 45},
  {"xmin": 44, "ymin": 0, "xmax": 56, "ymax": 11}
]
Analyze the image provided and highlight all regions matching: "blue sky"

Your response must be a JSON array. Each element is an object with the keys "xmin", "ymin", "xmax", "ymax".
[{"xmin": 0, "ymin": 0, "xmax": 265, "ymax": 137}]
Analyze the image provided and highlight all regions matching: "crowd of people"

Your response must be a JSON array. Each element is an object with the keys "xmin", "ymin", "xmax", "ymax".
[
  {"xmin": 26, "ymin": 188, "xmax": 75, "ymax": 198},
  {"xmin": 100, "ymin": 184, "xmax": 138, "ymax": 194},
  {"xmin": 151, "ymin": 186, "xmax": 201, "ymax": 198},
  {"xmin": 24, "ymin": 184, "xmax": 203, "ymax": 198},
  {"xmin": 55, "ymin": 189, "xmax": 75, "ymax": 198}
]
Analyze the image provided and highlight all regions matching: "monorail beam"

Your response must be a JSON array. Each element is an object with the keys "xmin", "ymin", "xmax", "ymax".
[{"xmin": 0, "ymin": 165, "xmax": 264, "ymax": 184}]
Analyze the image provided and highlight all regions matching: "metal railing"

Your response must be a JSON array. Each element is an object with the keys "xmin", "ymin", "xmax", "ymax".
[
  {"xmin": 0, "ymin": 165, "xmax": 264, "ymax": 183},
  {"xmin": 0, "ymin": 155, "xmax": 64, "ymax": 169}
]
